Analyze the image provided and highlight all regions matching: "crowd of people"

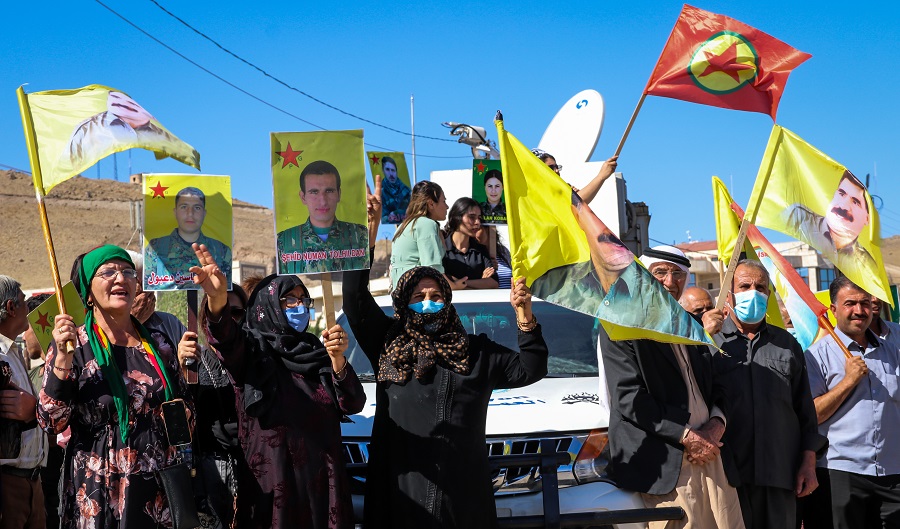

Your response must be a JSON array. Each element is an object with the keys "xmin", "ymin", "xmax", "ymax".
[{"xmin": 0, "ymin": 149, "xmax": 896, "ymax": 529}]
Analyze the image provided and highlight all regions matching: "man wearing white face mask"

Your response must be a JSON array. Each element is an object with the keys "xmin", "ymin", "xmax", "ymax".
[{"xmin": 712, "ymin": 260, "xmax": 827, "ymax": 529}]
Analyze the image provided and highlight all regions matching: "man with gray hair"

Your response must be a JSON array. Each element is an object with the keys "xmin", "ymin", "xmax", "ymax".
[
  {"xmin": 712, "ymin": 260, "xmax": 825, "ymax": 528},
  {"xmin": 145, "ymin": 186, "xmax": 232, "ymax": 290},
  {"xmin": 0, "ymin": 275, "xmax": 48, "ymax": 528}
]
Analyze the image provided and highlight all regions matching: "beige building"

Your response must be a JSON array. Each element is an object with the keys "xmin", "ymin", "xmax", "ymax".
[{"xmin": 677, "ymin": 240, "xmax": 837, "ymax": 298}]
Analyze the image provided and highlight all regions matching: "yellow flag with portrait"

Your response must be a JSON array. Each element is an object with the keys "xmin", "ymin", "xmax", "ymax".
[
  {"xmin": 17, "ymin": 85, "xmax": 199, "ymax": 196},
  {"xmin": 745, "ymin": 125, "xmax": 891, "ymax": 304}
]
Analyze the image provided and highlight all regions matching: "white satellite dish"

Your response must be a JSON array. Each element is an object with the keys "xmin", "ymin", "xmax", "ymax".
[{"xmin": 536, "ymin": 89, "xmax": 605, "ymax": 169}]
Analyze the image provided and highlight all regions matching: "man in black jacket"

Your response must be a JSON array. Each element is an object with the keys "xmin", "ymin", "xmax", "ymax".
[{"xmin": 601, "ymin": 246, "xmax": 744, "ymax": 528}]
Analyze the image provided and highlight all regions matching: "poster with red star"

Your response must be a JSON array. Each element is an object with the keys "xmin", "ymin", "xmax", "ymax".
[
  {"xmin": 271, "ymin": 130, "xmax": 369, "ymax": 275},
  {"xmin": 27, "ymin": 282, "xmax": 86, "ymax": 355},
  {"xmin": 644, "ymin": 4, "xmax": 810, "ymax": 119},
  {"xmin": 366, "ymin": 151, "xmax": 411, "ymax": 224},
  {"xmin": 472, "ymin": 159, "xmax": 506, "ymax": 225},
  {"xmin": 142, "ymin": 174, "xmax": 233, "ymax": 291}
]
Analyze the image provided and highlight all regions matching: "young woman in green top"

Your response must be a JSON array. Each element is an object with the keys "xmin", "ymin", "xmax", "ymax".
[{"xmin": 389, "ymin": 181, "xmax": 465, "ymax": 291}]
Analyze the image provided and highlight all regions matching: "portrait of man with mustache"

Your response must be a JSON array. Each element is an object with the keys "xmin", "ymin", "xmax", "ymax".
[{"xmin": 784, "ymin": 171, "xmax": 877, "ymax": 275}]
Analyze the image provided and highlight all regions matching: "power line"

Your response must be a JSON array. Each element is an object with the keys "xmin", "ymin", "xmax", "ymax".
[
  {"xmin": 148, "ymin": 0, "xmax": 455, "ymax": 143},
  {"xmin": 94, "ymin": 1, "xmax": 468, "ymax": 159}
]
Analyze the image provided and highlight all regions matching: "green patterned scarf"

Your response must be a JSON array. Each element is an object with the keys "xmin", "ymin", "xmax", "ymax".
[{"xmin": 77, "ymin": 245, "xmax": 176, "ymax": 443}]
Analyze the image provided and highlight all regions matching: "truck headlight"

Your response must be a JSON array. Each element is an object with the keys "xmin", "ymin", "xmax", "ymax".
[{"xmin": 572, "ymin": 429, "xmax": 609, "ymax": 484}]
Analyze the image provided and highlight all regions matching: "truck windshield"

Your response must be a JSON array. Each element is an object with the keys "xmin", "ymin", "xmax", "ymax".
[{"xmin": 339, "ymin": 301, "xmax": 600, "ymax": 377}]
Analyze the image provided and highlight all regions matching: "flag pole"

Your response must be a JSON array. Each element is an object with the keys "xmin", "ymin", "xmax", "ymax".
[
  {"xmin": 715, "ymin": 218, "xmax": 751, "ymax": 310},
  {"xmin": 16, "ymin": 86, "xmax": 73, "ymax": 353},
  {"xmin": 613, "ymin": 93, "xmax": 647, "ymax": 157},
  {"xmin": 817, "ymin": 315, "xmax": 854, "ymax": 360}
]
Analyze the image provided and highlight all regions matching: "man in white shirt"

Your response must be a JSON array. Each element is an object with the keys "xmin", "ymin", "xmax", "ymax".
[{"xmin": 0, "ymin": 275, "xmax": 48, "ymax": 529}]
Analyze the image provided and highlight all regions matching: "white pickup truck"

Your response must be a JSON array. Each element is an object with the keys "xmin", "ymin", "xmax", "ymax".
[{"xmin": 337, "ymin": 288, "xmax": 648, "ymax": 528}]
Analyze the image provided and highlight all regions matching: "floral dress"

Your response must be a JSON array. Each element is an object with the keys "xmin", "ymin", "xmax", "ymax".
[{"xmin": 38, "ymin": 324, "xmax": 195, "ymax": 529}]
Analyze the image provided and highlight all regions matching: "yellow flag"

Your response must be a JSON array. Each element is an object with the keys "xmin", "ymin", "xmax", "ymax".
[
  {"xmin": 27, "ymin": 282, "xmax": 86, "ymax": 355},
  {"xmin": 17, "ymin": 85, "xmax": 200, "ymax": 196},
  {"xmin": 711, "ymin": 176, "xmax": 784, "ymax": 328},
  {"xmin": 497, "ymin": 119, "xmax": 711, "ymax": 345},
  {"xmin": 746, "ymin": 125, "xmax": 891, "ymax": 305}
]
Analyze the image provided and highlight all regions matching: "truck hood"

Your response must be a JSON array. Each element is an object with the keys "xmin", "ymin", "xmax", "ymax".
[{"xmin": 340, "ymin": 377, "xmax": 610, "ymax": 438}]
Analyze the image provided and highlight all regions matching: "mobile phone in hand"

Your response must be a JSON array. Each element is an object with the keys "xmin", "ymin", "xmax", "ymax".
[{"xmin": 161, "ymin": 399, "xmax": 192, "ymax": 446}]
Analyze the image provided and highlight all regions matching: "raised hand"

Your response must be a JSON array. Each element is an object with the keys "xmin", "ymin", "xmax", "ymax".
[
  {"xmin": 322, "ymin": 324, "xmax": 349, "ymax": 374},
  {"xmin": 190, "ymin": 243, "xmax": 228, "ymax": 316},
  {"xmin": 367, "ymin": 175, "xmax": 383, "ymax": 241}
]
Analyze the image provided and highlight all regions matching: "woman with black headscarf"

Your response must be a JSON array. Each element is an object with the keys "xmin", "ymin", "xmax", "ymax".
[
  {"xmin": 190, "ymin": 244, "xmax": 366, "ymax": 529},
  {"xmin": 343, "ymin": 188, "xmax": 548, "ymax": 529}
]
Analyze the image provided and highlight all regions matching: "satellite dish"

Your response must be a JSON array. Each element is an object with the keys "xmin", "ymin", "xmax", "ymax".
[{"xmin": 537, "ymin": 89, "xmax": 605, "ymax": 169}]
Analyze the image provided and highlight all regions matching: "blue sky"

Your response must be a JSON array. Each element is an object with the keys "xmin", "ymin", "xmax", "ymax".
[{"xmin": 3, "ymin": 0, "xmax": 898, "ymax": 244}]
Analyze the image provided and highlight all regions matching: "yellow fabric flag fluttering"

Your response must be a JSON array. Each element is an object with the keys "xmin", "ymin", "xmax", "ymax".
[
  {"xmin": 746, "ymin": 125, "xmax": 891, "ymax": 304},
  {"xmin": 711, "ymin": 176, "xmax": 784, "ymax": 328},
  {"xmin": 496, "ymin": 119, "xmax": 711, "ymax": 346},
  {"xmin": 18, "ymin": 85, "xmax": 200, "ymax": 196}
]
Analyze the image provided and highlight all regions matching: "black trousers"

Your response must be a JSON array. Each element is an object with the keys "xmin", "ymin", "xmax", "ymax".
[
  {"xmin": 738, "ymin": 484, "xmax": 795, "ymax": 529},
  {"xmin": 830, "ymin": 469, "xmax": 900, "ymax": 529},
  {"xmin": 796, "ymin": 467, "xmax": 833, "ymax": 529}
]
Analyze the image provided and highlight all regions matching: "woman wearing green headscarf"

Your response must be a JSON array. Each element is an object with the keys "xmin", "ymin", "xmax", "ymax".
[{"xmin": 38, "ymin": 245, "xmax": 196, "ymax": 529}]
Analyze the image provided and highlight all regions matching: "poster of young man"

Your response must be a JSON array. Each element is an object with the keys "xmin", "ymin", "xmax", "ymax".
[
  {"xmin": 366, "ymin": 151, "xmax": 411, "ymax": 224},
  {"xmin": 272, "ymin": 130, "xmax": 369, "ymax": 275},
  {"xmin": 142, "ymin": 174, "xmax": 233, "ymax": 291},
  {"xmin": 472, "ymin": 159, "xmax": 507, "ymax": 224}
]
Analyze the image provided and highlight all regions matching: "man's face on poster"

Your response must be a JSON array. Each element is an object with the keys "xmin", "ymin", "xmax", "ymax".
[
  {"xmin": 825, "ymin": 175, "xmax": 869, "ymax": 248},
  {"xmin": 301, "ymin": 173, "xmax": 341, "ymax": 228},
  {"xmin": 572, "ymin": 195, "xmax": 633, "ymax": 274},
  {"xmin": 383, "ymin": 162, "xmax": 398, "ymax": 184},
  {"xmin": 107, "ymin": 91, "xmax": 153, "ymax": 129},
  {"xmin": 174, "ymin": 195, "xmax": 206, "ymax": 236}
]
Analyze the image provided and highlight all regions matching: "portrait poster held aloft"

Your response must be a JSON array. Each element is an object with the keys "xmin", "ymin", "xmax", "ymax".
[
  {"xmin": 366, "ymin": 151, "xmax": 411, "ymax": 224},
  {"xmin": 472, "ymin": 159, "xmax": 507, "ymax": 225},
  {"xmin": 273, "ymin": 130, "xmax": 370, "ymax": 275},
  {"xmin": 142, "ymin": 174, "xmax": 233, "ymax": 292}
]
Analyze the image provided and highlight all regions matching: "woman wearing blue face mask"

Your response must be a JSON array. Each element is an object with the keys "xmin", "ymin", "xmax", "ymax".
[
  {"xmin": 343, "ymin": 185, "xmax": 549, "ymax": 529},
  {"xmin": 190, "ymin": 245, "xmax": 366, "ymax": 529}
]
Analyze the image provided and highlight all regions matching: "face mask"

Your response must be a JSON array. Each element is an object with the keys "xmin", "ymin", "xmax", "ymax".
[
  {"xmin": 689, "ymin": 311, "xmax": 704, "ymax": 325},
  {"xmin": 409, "ymin": 300, "xmax": 445, "ymax": 314},
  {"xmin": 733, "ymin": 290, "xmax": 768, "ymax": 324},
  {"xmin": 284, "ymin": 305, "xmax": 312, "ymax": 332}
]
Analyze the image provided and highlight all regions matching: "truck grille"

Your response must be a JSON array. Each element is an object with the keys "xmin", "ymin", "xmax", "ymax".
[{"xmin": 342, "ymin": 434, "xmax": 584, "ymax": 495}]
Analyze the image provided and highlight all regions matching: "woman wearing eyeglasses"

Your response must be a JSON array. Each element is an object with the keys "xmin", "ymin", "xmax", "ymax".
[
  {"xmin": 190, "ymin": 245, "xmax": 366, "ymax": 529},
  {"xmin": 441, "ymin": 197, "xmax": 499, "ymax": 289},
  {"xmin": 41, "ymin": 245, "xmax": 196, "ymax": 529}
]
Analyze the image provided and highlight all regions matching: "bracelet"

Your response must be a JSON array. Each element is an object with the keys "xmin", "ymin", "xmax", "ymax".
[
  {"xmin": 517, "ymin": 314, "xmax": 538, "ymax": 333},
  {"xmin": 53, "ymin": 365, "xmax": 73, "ymax": 375},
  {"xmin": 334, "ymin": 359, "xmax": 349, "ymax": 380}
]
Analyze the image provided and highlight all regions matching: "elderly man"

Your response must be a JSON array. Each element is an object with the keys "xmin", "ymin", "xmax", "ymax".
[
  {"xmin": 276, "ymin": 160, "xmax": 369, "ymax": 274},
  {"xmin": 0, "ymin": 276, "xmax": 48, "ymax": 529},
  {"xmin": 805, "ymin": 277, "xmax": 900, "ymax": 528},
  {"xmin": 679, "ymin": 286, "xmax": 715, "ymax": 322},
  {"xmin": 600, "ymin": 245, "xmax": 744, "ymax": 528},
  {"xmin": 711, "ymin": 260, "xmax": 825, "ymax": 529}
]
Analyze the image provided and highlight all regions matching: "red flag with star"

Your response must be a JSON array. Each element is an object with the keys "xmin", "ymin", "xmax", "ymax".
[{"xmin": 644, "ymin": 4, "xmax": 810, "ymax": 120}]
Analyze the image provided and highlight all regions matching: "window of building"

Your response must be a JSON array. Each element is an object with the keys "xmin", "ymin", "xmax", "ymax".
[{"xmin": 818, "ymin": 267, "xmax": 836, "ymax": 292}]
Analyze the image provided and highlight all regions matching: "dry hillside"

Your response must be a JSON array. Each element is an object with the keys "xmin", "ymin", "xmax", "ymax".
[{"xmin": 0, "ymin": 170, "xmax": 390, "ymax": 290}]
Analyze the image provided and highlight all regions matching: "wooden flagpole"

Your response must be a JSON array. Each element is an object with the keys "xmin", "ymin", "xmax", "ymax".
[{"xmin": 17, "ymin": 86, "xmax": 73, "ymax": 353}]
